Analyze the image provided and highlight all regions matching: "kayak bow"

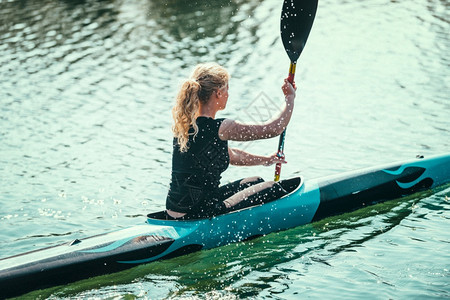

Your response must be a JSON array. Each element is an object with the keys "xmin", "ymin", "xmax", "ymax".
[{"xmin": 1, "ymin": 154, "xmax": 449, "ymax": 298}]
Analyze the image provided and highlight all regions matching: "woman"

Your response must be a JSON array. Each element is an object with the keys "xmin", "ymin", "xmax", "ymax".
[{"xmin": 166, "ymin": 62, "xmax": 296, "ymax": 219}]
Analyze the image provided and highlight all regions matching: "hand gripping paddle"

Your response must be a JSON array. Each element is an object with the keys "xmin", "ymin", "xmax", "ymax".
[{"xmin": 274, "ymin": 0, "xmax": 318, "ymax": 181}]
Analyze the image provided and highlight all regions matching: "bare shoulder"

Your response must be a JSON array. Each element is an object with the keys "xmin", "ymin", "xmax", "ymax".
[{"xmin": 218, "ymin": 119, "xmax": 236, "ymax": 141}]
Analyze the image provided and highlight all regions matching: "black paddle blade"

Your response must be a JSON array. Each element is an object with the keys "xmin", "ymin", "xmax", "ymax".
[{"xmin": 280, "ymin": 0, "xmax": 318, "ymax": 62}]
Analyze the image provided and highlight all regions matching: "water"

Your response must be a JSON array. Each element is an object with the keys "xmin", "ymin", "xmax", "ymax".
[{"xmin": 1, "ymin": 0, "xmax": 449, "ymax": 298}]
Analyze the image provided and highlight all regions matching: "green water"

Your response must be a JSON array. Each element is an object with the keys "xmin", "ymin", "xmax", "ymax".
[{"xmin": 1, "ymin": 0, "xmax": 449, "ymax": 298}]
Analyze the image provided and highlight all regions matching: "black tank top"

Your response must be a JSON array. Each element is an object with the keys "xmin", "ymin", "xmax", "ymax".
[{"xmin": 166, "ymin": 117, "xmax": 230, "ymax": 213}]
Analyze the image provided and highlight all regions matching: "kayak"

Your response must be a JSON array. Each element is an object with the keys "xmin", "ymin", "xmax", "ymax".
[{"xmin": 1, "ymin": 153, "xmax": 450, "ymax": 298}]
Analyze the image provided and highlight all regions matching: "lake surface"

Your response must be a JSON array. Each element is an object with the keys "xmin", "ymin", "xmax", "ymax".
[{"xmin": 1, "ymin": 0, "xmax": 449, "ymax": 298}]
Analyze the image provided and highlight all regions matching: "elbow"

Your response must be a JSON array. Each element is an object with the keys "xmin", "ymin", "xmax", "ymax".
[
  {"xmin": 261, "ymin": 126, "xmax": 285, "ymax": 139},
  {"xmin": 272, "ymin": 109, "xmax": 292, "ymax": 137},
  {"xmin": 275, "ymin": 125, "xmax": 286, "ymax": 136},
  {"xmin": 273, "ymin": 118, "xmax": 289, "ymax": 136},
  {"xmin": 261, "ymin": 123, "xmax": 286, "ymax": 139}
]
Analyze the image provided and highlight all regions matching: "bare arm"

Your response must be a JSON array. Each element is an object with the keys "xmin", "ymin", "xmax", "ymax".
[
  {"xmin": 228, "ymin": 148, "xmax": 286, "ymax": 166},
  {"xmin": 219, "ymin": 79, "xmax": 296, "ymax": 142}
]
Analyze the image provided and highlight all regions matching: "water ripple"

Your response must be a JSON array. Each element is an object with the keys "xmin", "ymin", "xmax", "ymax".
[{"xmin": 1, "ymin": 0, "xmax": 449, "ymax": 298}]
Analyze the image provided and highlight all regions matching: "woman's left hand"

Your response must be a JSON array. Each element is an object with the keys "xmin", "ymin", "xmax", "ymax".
[{"xmin": 263, "ymin": 153, "xmax": 287, "ymax": 166}]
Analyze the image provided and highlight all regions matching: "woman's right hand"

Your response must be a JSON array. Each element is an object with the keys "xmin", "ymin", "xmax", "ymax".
[{"xmin": 282, "ymin": 78, "xmax": 296, "ymax": 100}]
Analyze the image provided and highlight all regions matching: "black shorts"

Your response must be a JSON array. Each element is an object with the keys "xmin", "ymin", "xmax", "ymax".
[{"xmin": 166, "ymin": 177, "xmax": 286, "ymax": 220}]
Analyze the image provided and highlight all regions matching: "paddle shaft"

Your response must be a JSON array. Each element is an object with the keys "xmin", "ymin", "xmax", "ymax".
[{"xmin": 274, "ymin": 61, "xmax": 296, "ymax": 181}]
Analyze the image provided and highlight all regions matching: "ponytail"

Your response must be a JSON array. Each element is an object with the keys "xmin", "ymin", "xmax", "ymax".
[
  {"xmin": 172, "ymin": 79, "xmax": 201, "ymax": 152},
  {"xmin": 172, "ymin": 63, "xmax": 229, "ymax": 152}
]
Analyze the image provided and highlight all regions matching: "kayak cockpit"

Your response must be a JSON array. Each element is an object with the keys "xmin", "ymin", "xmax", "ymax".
[
  {"xmin": 147, "ymin": 177, "xmax": 303, "ymax": 221},
  {"xmin": 279, "ymin": 176, "xmax": 302, "ymax": 194}
]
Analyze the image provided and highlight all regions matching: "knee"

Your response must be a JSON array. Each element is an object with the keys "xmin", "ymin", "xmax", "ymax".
[
  {"xmin": 259, "ymin": 180, "xmax": 278, "ymax": 190},
  {"xmin": 240, "ymin": 176, "xmax": 264, "ymax": 185}
]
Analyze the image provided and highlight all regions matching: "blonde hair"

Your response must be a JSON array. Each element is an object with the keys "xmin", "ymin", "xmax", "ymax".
[{"xmin": 172, "ymin": 63, "xmax": 229, "ymax": 152}]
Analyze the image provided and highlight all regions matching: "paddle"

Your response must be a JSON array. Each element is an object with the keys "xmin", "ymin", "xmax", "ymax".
[{"xmin": 274, "ymin": 0, "xmax": 318, "ymax": 181}]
